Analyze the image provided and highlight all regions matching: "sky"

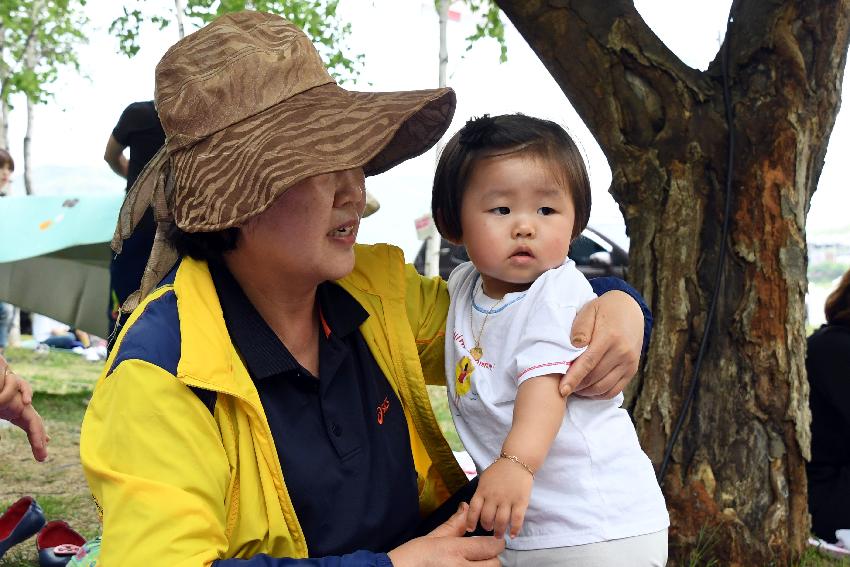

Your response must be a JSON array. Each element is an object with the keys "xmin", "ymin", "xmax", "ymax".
[{"xmin": 4, "ymin": 0, "xmax": 849, "ymax": 261}]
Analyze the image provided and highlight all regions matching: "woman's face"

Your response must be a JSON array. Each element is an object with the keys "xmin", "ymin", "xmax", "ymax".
[{"xmin": 235, "ymin": 168, "xmax": 367, "ymax": 287}]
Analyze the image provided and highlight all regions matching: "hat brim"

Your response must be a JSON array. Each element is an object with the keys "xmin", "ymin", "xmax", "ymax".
[{"xmin": 170, "ymin": 83, "xmax": 455, "ymax": 231}]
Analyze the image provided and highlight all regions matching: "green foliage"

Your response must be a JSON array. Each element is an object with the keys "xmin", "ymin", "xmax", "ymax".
[
  {"xmin": 0, "ymin": 0, "xmax": 88, "ymax": 107},
  {"xmin": 809, "ymin": 261, "xmax": 850, "ymax": 286},
  {"xmin": 685, "ymin": 524, "xmax": 722, "ymax": 567},
  {"xmin": 459, "ymin": 0, "xmax": 507, "ymax": 62},
  {"xmin": 111, "ymin": 0, "xmax": 363, "ymax": 82},
  {"xmin": 109, "ymin": 6, "xmax": 169, "ymax": 58},
  {"xmin": 3, "ymin": 345, "xmax": 101, "ymax": 394},
  {"xmin": 798, "ymin": 546, "xmax": 850, "ymax": 566},
  {"xmin": 427, "ymin": 384, "xmax": 463, "ymax": 451}
]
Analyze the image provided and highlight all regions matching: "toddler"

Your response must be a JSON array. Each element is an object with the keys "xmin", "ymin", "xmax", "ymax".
[{"xmin": 432, "ymin": 114, "xmax": 669, "ymax": 566}]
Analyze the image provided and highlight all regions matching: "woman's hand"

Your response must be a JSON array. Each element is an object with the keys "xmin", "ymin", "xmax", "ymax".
[
  {"xmin": 0, "ymin": 356, "xmax": 49, "ymax": 461},
  {"xmin": 388, "ymin": 503, "xmax": 504, "ymax": 566},
  {"xmin": 560, "ymin": 290, "xmax": 644, "ymax": 398}
]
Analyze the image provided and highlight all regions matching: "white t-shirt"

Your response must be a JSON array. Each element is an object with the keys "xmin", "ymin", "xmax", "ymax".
[{"xmin": 445, "ymin": 260, "xmax": 669, "ymax": 550}]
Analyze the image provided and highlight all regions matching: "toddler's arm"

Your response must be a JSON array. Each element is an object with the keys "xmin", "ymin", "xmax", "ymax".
[{"xmin": 466, "ymin": 373, "xmax": 564, "ymax": 538}]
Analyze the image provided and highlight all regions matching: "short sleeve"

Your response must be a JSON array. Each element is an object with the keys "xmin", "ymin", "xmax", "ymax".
[
  {"xmin": 112, "ymin": 103, "xmax": 138, "ymax": 146},
  {"xmin": 512, "ymin": 300, "xmax": 587, "ymax": 386},
  {"xmin": 446, "ymin": 261, "xmax": 474, "ymax": 299}
]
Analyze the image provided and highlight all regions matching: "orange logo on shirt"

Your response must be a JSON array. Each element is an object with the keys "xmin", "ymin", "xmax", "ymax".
[{"xmin": 376, "ymin": 396, "xmax": 390, "ymax": 424}]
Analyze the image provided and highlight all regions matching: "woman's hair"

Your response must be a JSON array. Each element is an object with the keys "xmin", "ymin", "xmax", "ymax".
[
  {"xmin": 432, "ymin": 113, "xmax": 591, "ymax": 242},
  {"xmin": 0, "ymin": 148, "xmax": 14, "ymax": 171},
  {"xmin": 825, "ymin": 268, "xmax": 850, "ymax": 324},
  {"xmin": 166, "ymin": 223, "xmax": 240, "ymax": 263}
]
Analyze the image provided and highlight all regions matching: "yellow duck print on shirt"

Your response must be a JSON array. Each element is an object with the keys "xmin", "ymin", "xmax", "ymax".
[{"xmin": 454, "ymin": 355, "xmax": 475, "ymax": 400}]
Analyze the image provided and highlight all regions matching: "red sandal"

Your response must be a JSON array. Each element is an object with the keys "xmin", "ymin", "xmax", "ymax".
[
  {"xmin": 0, "ymin": 496, "xmax": 46, "ymax": 559},
  {"xmin": 36, "ymin": 520, "xmax": 86, "ymax": 567}
]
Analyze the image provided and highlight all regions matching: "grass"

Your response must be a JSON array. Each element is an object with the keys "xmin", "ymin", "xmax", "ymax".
[
  {"xmin": 2, "ymin": 347, "xmax": 849, "ymax": 566},
  {"xmin": 799, "ymin": 547, "xmax": 850, "ymax": 566},
  {"xmin": 0, "ymin": 345, "xmax": 102, "ymax": 566},
  {"xmin": 427, "ymin": 384, "xmax": 463, "ymax": 451}
]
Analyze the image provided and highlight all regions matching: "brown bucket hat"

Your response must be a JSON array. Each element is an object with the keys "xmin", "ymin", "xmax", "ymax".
[{"xmin": 112, "ymin": 10, "xmax": 455, "ymax": 311}]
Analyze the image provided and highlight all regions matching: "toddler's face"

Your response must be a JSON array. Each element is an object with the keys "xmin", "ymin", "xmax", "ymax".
[
  {"xmin": 0, "ymin": 165, "xmax": 11, "ymax": 193},
  {"xmin": 456, "ymin": 153, "xmax": 575, "ymax": 299}
]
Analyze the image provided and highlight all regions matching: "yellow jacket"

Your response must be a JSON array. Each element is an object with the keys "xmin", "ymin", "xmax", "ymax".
[{"xmin": 80, "ymin": 244, "xmax": 466, "ymax": 566}]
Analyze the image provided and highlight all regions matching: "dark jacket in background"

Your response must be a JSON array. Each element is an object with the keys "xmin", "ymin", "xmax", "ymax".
[{"xmin": 807, "ymin": 321, "xmax": 850, "ymax": 542}]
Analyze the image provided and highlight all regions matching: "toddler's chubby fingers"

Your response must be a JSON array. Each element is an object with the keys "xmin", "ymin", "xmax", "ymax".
[
  {"xmin": 466, "ymin": 493, "xmax": 484, "ymax": 533},
  {"xmin": 509, "ymin": 503, "xmax": 527, "ymax": 538},
  {"xmin": 478, "ymin": 498, "xmax": 498, "ymax": 532},
  {"xmin": 492, "ymin": 503, "xmax": 512, "ymax": 539}
]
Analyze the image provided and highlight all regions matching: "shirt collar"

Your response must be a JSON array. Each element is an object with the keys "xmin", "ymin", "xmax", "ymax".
[{"xmin": 208, "ymin": 260, "xmax": 368, "ymax": 381}]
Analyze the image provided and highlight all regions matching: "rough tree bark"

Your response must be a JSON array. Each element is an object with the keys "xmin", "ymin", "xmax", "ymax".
[{"xmin": 495, "ymin": 0, "xmax": 849, "ymax": 564}]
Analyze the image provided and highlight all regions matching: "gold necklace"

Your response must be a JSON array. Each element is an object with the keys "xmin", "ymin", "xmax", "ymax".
[{"xmin": 469, "ymin": 286, "xmax": 505, "ymax": 361}]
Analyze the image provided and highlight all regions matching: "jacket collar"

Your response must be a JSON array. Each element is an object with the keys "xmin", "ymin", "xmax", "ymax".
[{"xmin": 207, "ymin": 259, "xmax": 367, "ymax": 381}]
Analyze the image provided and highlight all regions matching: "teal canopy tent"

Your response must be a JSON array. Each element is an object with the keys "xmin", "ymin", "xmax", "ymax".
[{"xmin": 0, "ymin": 195, "xmax": 124, "ymax": 338}]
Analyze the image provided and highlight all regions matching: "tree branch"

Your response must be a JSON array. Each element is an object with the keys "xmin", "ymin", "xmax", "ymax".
[{"xmin": 496, "ymin": 0, "xmax": 714, "ymax": 157}]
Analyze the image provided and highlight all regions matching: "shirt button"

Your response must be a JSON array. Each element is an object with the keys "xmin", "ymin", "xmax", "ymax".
[{"xmin": 331, "ymin": 423, "xmax": 342, "ymax": 437}]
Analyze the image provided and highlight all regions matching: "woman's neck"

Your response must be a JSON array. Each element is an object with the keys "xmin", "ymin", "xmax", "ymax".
[{"xmin": 223, "ymin": 254, "xmax": 321, "ymax": 376}]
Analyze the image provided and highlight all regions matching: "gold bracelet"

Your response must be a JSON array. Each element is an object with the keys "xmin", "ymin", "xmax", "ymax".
[{"xmin": 495, "ymin": 452, "xmax": 535, "ymax": 478}]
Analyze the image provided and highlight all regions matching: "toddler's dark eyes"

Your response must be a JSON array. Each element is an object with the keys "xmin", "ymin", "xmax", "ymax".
[
  {"xmin": 538, "ymin": 207, "xmax": 555, "ymax": 215},
  {"xmin": 492, "ymin": 206, "xmax": 510, "ymax": 215}
]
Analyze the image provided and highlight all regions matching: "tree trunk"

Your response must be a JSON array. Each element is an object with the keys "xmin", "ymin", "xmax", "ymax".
[
  {"xmin": 22, "ymin": 11, "xmax": 37, "ymax": 196},
  {"xmin": 0, "ymin": 20, "xmax": 8, "ymax": 150},
  {"xmin": 174, "ymin": 0, "xmax": 186, "ymax": 39},
  {"xmin": 23, "ymin": 95, "xmax": 34, "ymax": 194},
  {"xmin": 495, "ymin": 0, "xmax": 850, "ymax": 564},
  {"xmin": 0, "ymin": 101, "xmax": 8, "ymax": 151}
]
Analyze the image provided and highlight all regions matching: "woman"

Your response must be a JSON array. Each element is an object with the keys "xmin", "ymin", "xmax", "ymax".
[
  {"xmin": 807, "ymin": 267, "xmax": 850, "ymax": 543},
  {"xmin": 81, "ymin": 12, "xmax": 651, "ymax": 566}
]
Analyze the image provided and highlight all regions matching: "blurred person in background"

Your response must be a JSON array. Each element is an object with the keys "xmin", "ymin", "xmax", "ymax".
[
  {"xmin": 103, "ymin": 100, "xmax": 165, "ymax": 340},
  {"xmin": 0, "ymin": 149, "xmax": 15, "ymax": 354},
  {"xmin": 807, "ymin": 267, "xmax": 850, "ymax": 543}
]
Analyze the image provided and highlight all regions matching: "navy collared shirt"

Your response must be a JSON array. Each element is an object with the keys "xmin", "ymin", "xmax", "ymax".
[{"xmin": 209, "ymin": 262, "xmax": 420, "ymax": 559}]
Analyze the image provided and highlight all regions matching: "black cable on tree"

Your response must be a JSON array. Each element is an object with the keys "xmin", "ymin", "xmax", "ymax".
[{"xmin": 657, "ymin": 18, "xmax": 736, "ymax": 482}]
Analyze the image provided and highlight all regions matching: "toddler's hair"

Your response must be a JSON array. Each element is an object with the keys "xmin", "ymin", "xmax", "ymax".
[
  {"xmin": 432, "ymin": 113, "xmax": 591, "ymax": 242},
  {"xmin": 0, "ymin": 148, "xmax": 14, "ymax": 171}
]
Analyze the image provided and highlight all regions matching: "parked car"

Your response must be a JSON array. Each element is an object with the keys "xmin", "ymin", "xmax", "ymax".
[{"xmin": 413, "ymin": 226, "xmax": 628, "ymax": 281}]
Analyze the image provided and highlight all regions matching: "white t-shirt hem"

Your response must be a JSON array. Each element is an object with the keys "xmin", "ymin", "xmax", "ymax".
[{"xmin": 505, "ymin": 515, "xmax": 671, "ymax": 550}]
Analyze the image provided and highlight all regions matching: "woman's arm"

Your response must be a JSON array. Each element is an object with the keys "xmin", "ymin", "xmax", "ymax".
[
  {"xmin": 587, "ymin": 277, "xmax": 653, "ymax": 352},
  {"xmin": 213, "ymin": 505, "xmax": 503, "ymax": 566},
  {"xmin": 213, "ymin": 551, "xmax": 392, "ymax": 566},
  {"xmin": 103, "ymin": 134, "xmax": 129, "ymax": 178},
  {"xmin": 81, "ymin": 360, "xmax": 233, "ymax": 565},
  {"xmin": 559, "ymin": 279, "xmax": 650, "ymax": 398}
]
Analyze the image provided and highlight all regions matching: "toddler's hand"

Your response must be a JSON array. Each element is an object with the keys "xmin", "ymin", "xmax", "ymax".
[{"xmin": 466, "ymin": 457, "xmax": 533, "ymax": 539}]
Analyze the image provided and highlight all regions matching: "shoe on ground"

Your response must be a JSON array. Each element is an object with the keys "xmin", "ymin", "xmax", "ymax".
[
  {"xmin": 36, "ymin": 520, "xmax": 87, "ymax": 567},
  {"xmin": 0, "ymin": 496, "xmax": 47, "ymax": 559}
]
